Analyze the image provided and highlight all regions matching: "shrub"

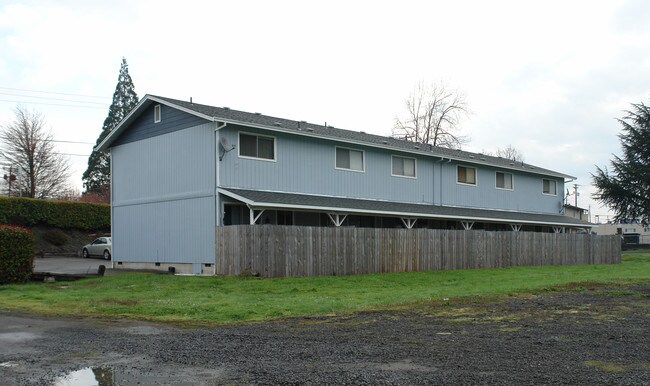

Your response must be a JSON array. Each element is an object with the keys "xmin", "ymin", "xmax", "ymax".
[
  {"xmin": 0, "ymin": 225, "xmax": 35, "ymax": 284},
  {"xmin": 0, "ymin": 197, "xmax": 110, "ymax": 230},
  {"xmin": 42, "ymin": 229, "xmax": 68, "ymax": 246}
]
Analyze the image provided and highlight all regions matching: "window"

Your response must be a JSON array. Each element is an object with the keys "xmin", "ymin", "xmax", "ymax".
[
  {"xmin": 154, "ymin": 104, "xmax": 161, "ymax": 123},
  {"xmin": 239, "ymin": 133, "xmax": 275, "ymax": 160},
  {"xmin": 392, "ymin": 156, "xmax": 416, "ymax": 178},
  {"xmin": 496, "ymin": 172, "xmax": 513, "ymax": 190},
  {"xmin": 336, "ymin": 147, "xmax": 364, "ymax": 171},
  {"xmin": 543, "ymin": 179, "xmax": 557, "ymax": 195},
  {"xmin": 457, "ymin": 166, "xmax": 476, "ymax": 185}
]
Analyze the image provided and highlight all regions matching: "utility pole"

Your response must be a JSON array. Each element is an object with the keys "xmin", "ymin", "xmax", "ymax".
[
  {"xmin": 572, "ymin": 183, "xmax": 579, "ymax": 207},
  {"xmin": 3, "ymin": 165, "xmax": 17, "ymax": 196}
]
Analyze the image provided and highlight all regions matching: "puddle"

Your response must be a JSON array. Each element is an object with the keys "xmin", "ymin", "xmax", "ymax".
[
  {"xmin": 120, "ymin": 325, "xmax": 164, "ymax": 335},
  {"xmin": 0, "ymin": 332, "xmax": 39, "ymax": 342},
  {"xmin": 54, "ymin": 367, "xmax": 112, "ymax": 386},
  {"xmin": 53, "ymin": 366, "xmax": 227, "ymax": 385}
]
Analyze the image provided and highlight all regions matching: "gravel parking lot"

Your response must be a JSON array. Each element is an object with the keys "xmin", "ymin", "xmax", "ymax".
[{"xmin": 1, "ymin": 283, "xmax": 648, "ymax": 385}]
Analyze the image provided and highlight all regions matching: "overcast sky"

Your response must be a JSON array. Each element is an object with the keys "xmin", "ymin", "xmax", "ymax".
[{"xmin": 1, "ymin": 0, "xmax": 648, "ymax": 222}]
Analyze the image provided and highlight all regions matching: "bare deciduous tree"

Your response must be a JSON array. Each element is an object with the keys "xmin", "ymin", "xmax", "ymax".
[
  {"xmin": 495, "ymin": 145, "xmax": 525, "ymax": 162},
  {"xmin": 393, "ymin": 81, "xmax": 470, "ymax": 149},
  {"xmin": 0, "ymin": 107, "xmax": 71, "ymax": 198}
]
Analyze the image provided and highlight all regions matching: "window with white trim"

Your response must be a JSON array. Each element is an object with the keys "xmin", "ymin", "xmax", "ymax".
[
  {"xmin": 392, "ymin": 156, "xmax": 416, "ymax": 178},
  {"xmin": 154, "ymin": 104, "xmax": 161, "ymax": 123},
  {"xmin": 457, "ymin": 165, "xmax": 476, "ymax": 185},
  {"xmin": 542, "ymin": 179, "xmax": 557, "ymax": 195},
  {"xmin": 336, "ymin": 147, "xmax": 364, "ymax": 171},
  {"xmin": 239, "ymin": 133, "xmax": 275, "ymax": 160},
  {"xmin": 496, "ymin": 171, "xmax": 513, "ymax": 190}
]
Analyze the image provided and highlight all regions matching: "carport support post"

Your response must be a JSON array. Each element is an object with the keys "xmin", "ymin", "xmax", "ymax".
[
  {"xmin": 461, "ymin": 221, "xmax": 474, "ymax": 230},
  {"xmin": 400, "ymin": 218, "xmax": 417, "ymax": 229},
  {"xmin": 248, "ymin": 207, "xmax": 265, "ymax": 225},
  {"xmin": 510, "ymin": 224, "xmax": 522, "ymax": 232},
  {"xmin": 552, "ymin": 226, "xmax": 564, "ymax": 234},
  {"xmin": 327, "ymin": 213, "xmax": 347, "ymax": 227}
]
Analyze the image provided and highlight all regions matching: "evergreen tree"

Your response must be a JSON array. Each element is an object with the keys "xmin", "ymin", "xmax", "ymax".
[
  {"xmin": 593, "ymin": 102, "xmax": 650, "ymax": 224},
  {"xmin": 82, "ymin": 58, "xmax": 138, "ymax": 194}
]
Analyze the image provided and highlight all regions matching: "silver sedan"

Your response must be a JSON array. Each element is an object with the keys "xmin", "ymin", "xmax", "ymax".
[{"xmin": 82, "ymin": 237, "xmax": 112, "ymax": 260}]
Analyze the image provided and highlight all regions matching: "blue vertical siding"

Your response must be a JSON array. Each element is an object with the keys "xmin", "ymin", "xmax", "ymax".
[
  {"xmin": 112, "ymin": 122, "xmax": 216, "ymax": 264},
  {"xmin": 218, "ymin": 125, "xmax": 565, "ymax": 214},
  {"xmin": 219, "ymin": 125, "xmax": 434, "ymax": 204},
  {"xmin": 113, "ymin": 122, "xmax": 215, "ymax": 203},
  {"xmin": 439, "ymin": 161, "xmax": 564, "ymax": 213},
  {"xmin": 113, "ymin": 196, "xmax": 215, "ymax": 264}
]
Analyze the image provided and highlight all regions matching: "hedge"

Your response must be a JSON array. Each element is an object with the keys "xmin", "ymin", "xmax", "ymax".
[
  {"xmin": 0, "ymin": 197, "xmax": 110, "ymax": 230},
  {"xmin": 0, "ymin": 225, "xmax": 35, "ymax": 284}
]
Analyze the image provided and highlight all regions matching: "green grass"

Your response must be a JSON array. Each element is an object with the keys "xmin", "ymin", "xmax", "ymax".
[{"xmin": 0, "ymin": 251, "xmax": 648, "ymax": 324}]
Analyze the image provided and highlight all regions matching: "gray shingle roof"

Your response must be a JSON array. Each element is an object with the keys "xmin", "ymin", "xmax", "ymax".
[
  {"xmin": 151, "ymin": 95, "xmax": 573, "ymax": 179},
  {"xmin": 220, "ymin": 188, "xmax": 592, "ymax": 227}
]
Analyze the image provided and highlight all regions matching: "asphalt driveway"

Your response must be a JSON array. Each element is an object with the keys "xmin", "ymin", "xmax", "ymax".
[{"xmin": 33, "ymin": 256, "xmax": 111, "ymax": 275}]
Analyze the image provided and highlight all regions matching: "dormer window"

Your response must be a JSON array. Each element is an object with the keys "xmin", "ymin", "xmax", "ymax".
[{"xmin": 154, "ymin": 104, "xmax": 161, "ymax": 123}]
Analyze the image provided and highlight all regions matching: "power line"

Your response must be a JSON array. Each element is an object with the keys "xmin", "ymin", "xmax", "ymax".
[
  {"xmin": 56, "ymin": 152, "xmax": 91, "ymax": 157},
  {"xmin": 0, "ymin": 99, "xmax": 106, "ymax": 109},
  {"xmin": 48, "ymin": 139, "xmax": 95, "ymax": 145},
  {"xmin": 0, "ymin": 92, "xmax": 107, "ymax": 105},
  {"xmin": 0, "ymin": 86, "xmax": 110, "ymax": 100}
]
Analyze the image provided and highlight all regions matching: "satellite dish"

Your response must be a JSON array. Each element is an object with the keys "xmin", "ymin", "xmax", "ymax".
[
  {"xmin": 218, "ymin": 136, "xmax": 235, "ymax": 161},
  {"xmin": 219, "ymin": 136, "xmax": 233, "ymax": 150}
]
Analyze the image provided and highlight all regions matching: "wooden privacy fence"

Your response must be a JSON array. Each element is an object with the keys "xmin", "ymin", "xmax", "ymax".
[{"xmin": 216, "ymin": 225, "xmax": 621, "ymax": 277}]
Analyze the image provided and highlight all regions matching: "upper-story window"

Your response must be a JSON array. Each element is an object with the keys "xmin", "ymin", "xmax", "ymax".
[
  {"xmin": 495, "ymin": 171, "xmax": 513, "ymax": 190},
  {"xmin": 239, "ymin": 132, "xmax": 275, "ymax": 161},
  {"xmin": 392, "ymin": 156, "xmax": 416, "ymax": 178},
  {"xmin": 457, "ymin": 165, "xmax": 477, "ymax": 185},
  {"xmin": 154, "ymin": 104, "xmax": 161, "ymax": 123},
  {"xmin": 542, "ymin": 178, "xmax": 557, "ymax": 195},
  {"xmin": 336, "ymin": 147, "xmax": 364, "ymax": 172}
]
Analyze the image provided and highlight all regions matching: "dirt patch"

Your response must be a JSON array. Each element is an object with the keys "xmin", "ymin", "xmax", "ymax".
[{"xmin": 1, "ymin": 283, "xmax": 649, "ymax": 385}]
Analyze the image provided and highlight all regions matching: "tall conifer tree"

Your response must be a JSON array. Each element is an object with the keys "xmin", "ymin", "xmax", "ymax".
[
  {"xmin": 83, "ymin": 58, "xmax": 138, "ymax": 194},
  {"xmin": 593, "ymin": 102, "xmax": 650, "ymax": 224}
]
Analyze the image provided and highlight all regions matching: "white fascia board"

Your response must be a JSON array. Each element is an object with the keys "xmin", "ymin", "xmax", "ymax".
[
  {"xmin": 261, "ymin": 202, "xmax": 590, "ymax": 227},
  {"xmin": 217, "ymin": 188, "xmax": 255, "ymax": 205}
]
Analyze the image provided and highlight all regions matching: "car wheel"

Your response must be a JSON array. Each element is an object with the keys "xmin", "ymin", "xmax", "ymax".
[
  {"xmin": 82, "ymin": 248, "xmax": 89, "ymax": 258},
  {"xmin": 103, "ymin": 250, "xmax": 111, "ymax": 260}
]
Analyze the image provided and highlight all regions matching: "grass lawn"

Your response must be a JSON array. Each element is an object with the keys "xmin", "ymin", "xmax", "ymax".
[{"xmin": 0, "ymin": 250, "xmax": 648, "ymax": 324}]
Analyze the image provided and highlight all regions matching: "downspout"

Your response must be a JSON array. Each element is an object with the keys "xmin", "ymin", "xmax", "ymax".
[
  {"xmin": 214, "ymin": 121, "xmax": 227, "ymax": 222},
  {"xmin": 214, "ymin": 121, "xmax": 227, "ymax": 275}
]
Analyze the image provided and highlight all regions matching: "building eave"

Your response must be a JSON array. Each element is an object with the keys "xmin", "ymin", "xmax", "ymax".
[{"xmin": 218, "ymin": 188, "xmax": 593, "ymax": 228}]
